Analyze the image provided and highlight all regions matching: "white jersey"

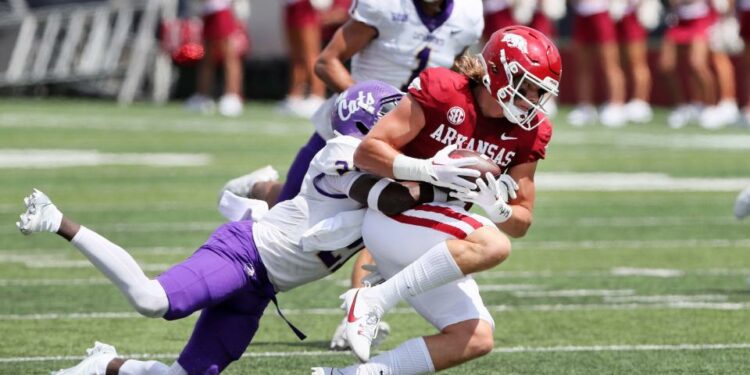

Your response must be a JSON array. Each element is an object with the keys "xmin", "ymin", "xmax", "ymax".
[
  {"xmin": 312, "ymin": 0, "xmax": 483, "ymax": 139},
  {"xmin": 253, "ymin": 136, "xmax": 365, "ymax": 292},
  {"xmin": 350, "ymin": 0, "xmax": 484, "ymax": 91}
]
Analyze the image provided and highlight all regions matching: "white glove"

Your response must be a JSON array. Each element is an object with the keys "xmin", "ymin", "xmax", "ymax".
[
  {"xmin": 361, "ymin": 264, "xmax": 385, "ymax": 287},
  {"xmin": 393, "ymin": 144, "xmax": 480, "ymax": 193},
  {"xmin": 450, "ymin": 172, "xmax": 518, "ymax": 223}
]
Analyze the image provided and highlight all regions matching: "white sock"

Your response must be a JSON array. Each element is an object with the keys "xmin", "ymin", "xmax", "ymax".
[
  {"xmin": 119, "ymin": 360, "xmax": 170, "ymax": 375},
  {"xmin": 363, "ymin": 242, "xmax": 463, "ymax": 313},
  {"xmin": 71, "ymin": 226, "xmax": 169, "ymax": 317},
  {"xmin": 341, "ymin": 337, "xmax": 435, "ymax": 375}
]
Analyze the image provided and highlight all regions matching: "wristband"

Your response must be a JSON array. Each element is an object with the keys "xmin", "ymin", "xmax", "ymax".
[{"xmin": 393, "ymin": 154, "xmax": 433, "ymax": 182}]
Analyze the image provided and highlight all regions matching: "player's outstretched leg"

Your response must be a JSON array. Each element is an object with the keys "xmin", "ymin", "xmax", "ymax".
[{"xmin": 17, "ymin": 189, "xmax": 169, "ymax": 318}]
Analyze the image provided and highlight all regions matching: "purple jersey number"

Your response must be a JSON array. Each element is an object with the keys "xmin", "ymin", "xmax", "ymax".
[
  {"xmin": 316, "ymin": 238, "xmax": 364, "ymax": 273},
  {"xmin": 401, "ymin": 47, "xmax": 432, "ymax": 91}
]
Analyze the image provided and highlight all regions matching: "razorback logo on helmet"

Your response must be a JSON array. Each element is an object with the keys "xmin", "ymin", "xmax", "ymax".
[
  {"xmin": 501, "ymin": 33, "xmax": 528, "ymax": 54},
  {"xmin": 447, "ymin": 106, "xmax": 465, "ymax": 125}
]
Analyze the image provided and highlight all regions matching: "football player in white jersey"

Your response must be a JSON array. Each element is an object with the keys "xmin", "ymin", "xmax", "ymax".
[
  {"xmin": 222, "ymin": 0, "xmax": 485, "ymax": 350},
  {"xmin": 16, "ymin": 81, "xmax": 456, "ymax": 375}
]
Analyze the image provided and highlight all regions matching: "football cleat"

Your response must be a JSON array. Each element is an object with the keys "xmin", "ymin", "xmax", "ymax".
[
  {"xmin": 734, "ymin": 186, "xmax": 750, "ymax": 220},
  {"xmin": 341, "ymin": 288, "xmax": 383, "ymax": 362},
  {"xmin": 330, "ymin": 317, "xmax": 390, "ymax": 351},
  {"xmin": 50, "ymin": 341, "xmax": 117, "ymax": 375},
  {"xmin": 17, "ymin": 189, "xmax": 63, "ymax": 235},
  {"xmin": 219, "ymin": 165, "xmax": 279, "ymax": 200}
]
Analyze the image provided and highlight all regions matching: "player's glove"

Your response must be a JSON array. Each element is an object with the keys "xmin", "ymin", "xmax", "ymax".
[
  {"xmin": 393, "ymin": 144, "xmax": 480, "ymax": 194},
  {"xmin": 451, "ymin": 172, "xmax": 518, "ymax": 223}
]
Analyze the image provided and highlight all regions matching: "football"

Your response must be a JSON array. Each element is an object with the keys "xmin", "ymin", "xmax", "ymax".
[{"xmin": 448, "ymin": 149, "xmax": 502, "ymax": 180}]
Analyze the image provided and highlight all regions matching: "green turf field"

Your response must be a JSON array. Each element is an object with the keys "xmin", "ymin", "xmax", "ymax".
[{"xmin": 1, "ymin": 99, "xmax": 749, "ymax": 374}]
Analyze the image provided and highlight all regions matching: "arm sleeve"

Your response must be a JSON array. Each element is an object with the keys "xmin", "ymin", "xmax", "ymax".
[{"xmin": 339, "ymin": 174, "xmax": 443, "ymax": 216}]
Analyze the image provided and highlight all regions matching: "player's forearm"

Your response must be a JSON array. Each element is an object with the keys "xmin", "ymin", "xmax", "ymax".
[
  {"xmin": 497, "ymin": 205, "xmax": 532, "ymax": 238},
  {"xmin": 314, "ymin": 56, "xmax": 354, "ymax": 93},
  {"xmin": 353, "ymin": 137, "xmax": 402, "ymax": 179},
  {"xmin": 348, "ymin": 175, "xmax": 447, "ymax": 216}
]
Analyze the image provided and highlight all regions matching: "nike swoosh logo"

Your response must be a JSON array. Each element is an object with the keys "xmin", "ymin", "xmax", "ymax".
[
  {"xmin": 450, "ymin": 30, "xmax": 461, "ymax": 35},
  {"xmin": 500, "ymin": 133, "xmax": 517, "ymax": 141},
  {"xmin": 347, "ymin": 290, "xmax": 361, "ymax": 323}
]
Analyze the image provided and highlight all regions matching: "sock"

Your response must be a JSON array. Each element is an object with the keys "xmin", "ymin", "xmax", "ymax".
[
  {"xmin": 363, "ymin": 242, "xmax": 463, "ymax": 313},
  {"xmin": 119, "ymin": 360, "xmax": 170, "ymax": 375},
  {"xmin": 71, "ymin": 226, "xmax": 169, "ymax": 317},
  {"xmin": 341, "ymin": 337, "xmax": 435, "ymax": 375}
]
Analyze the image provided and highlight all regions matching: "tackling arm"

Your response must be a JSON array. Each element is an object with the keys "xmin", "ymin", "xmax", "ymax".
[{"xmin": 346, "ymin": 174, "xmax": 446, "ymax": 216}]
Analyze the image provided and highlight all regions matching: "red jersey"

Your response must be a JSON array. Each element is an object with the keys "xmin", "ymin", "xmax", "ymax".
[{"xmin": 404, "ymin": 67, "xmax": 552, "ymax": 173}]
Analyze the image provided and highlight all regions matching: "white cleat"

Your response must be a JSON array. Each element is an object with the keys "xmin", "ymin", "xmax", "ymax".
[
  {"xmin": 50, "ymin": 341, "xmax": 117, "ymax": 375},
  {"xmin": 330, "ymin": 317, "xmax": 390, "ymax": 351},
  {"xmin": 219, "ymin": 165, "xmax": 279, "ymax": 200},
  {"xmin": 734, "ymin": 186, "xmax": 750, "ymax": 220},
  {"xmin": 341, "ymin": 288, "xmax": 383, "ymax": 362},
  {"xmin": 17, "ymin": 189, "xmax": 63, "ymax": 235},
  {"xmin": 218, "ymin": 94, "xmax": 243, "ymax": 117}
]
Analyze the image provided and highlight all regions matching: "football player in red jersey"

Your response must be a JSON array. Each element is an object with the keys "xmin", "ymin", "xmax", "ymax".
[{"xmin": 311, "ymin": 26, "xmax": 561, "ymax": 373}]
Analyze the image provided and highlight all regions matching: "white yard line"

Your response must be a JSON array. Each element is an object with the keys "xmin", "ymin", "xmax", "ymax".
[
  {"xmin": 511, "ymin": 289, "xmax": 635, "ymax": 298},
  {"xmin": 2, "ymin": 300, "xmax": 748, "ymax": 321},
  {"xmin": 2, "ymin": 343, "xmax": 750, "ymax": 363},
  {"xmin": 0, "ymin": 150, "xmax": 211, "ymax": 169},
  {"xmin": 477, "ymin": 267, "xmax": 750, "ymax": 279},
  {"xmin": 536, "ymin": 172, "xmax": 750, "ymax": 192}
]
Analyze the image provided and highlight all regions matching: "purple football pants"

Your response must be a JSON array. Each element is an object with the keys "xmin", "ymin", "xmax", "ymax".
[
  {"xmin": 275, "ymin": 132, "xmax": 327, "ymax": 203},
  {"xmin": 156, "ymin": 221, "xmax": 274, "ymax": 375}
]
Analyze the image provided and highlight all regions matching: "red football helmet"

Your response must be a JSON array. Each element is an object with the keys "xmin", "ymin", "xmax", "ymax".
[{"xmin": 479, "ymin": 25, "xmax": 562, "ymax": 130}]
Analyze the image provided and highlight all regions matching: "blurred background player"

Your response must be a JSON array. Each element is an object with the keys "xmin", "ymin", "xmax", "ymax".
[
  {"xmin": 567, "ymin": 0, "xmax": 628, "ymax": 127},
  {"xmin": 221, "ymin": 0, "xmax": 484, "ymax": 350},
  {"xmin": 703, "ymin": 0, "xmax": 743, "ymax": 129},
  {"xmin": 277, "ymin": 0, "xmax": 328, "ymax": 118},
  {"xmin": 185, "ymin": 0, "xmax": 247, "ymax": 117},
  {"xmin": 611, "ymin": 0, "xmax": 662, "ymax": 124},
  {"xmin": 481, "ymin": 0, "xmax": 565, "ymax": 117},
  {"xmin": 660, "ymin": 0, "xmax": 718, "ymax": 129},
  {"xmin": 742, "ymin": 0, "xmax": 750, "ymax": 124}
]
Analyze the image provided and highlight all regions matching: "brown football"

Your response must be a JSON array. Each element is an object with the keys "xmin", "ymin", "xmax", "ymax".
[{"xmin": 448, "ymin": 149, "xmax": 502, "ymax": 180}]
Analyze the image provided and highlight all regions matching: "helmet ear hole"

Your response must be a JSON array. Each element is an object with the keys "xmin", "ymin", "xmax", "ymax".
[{"xmin": 355, "ymin": 121, "xmax": 370, "ymax": 136}]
